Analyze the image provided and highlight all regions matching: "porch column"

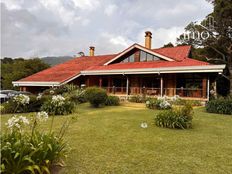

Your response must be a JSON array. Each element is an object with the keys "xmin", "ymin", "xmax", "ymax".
[
  {"xmin": 99, "ymin": 77, "xmax": 102, "ymax": 88},
  {"xmin": 126, "ymin": 76, "xmax": 129, "ymax": 97},
  {"xmin": 160, "ymin": 76, "xmax": 163, "ymax": 97},
  {"xmin": 207, "ymin": 77, "xmax": 210, "ymax": 100},
  {"xmin": 202, "ymin": 77, "xmax": 207, "ymax": 98}
]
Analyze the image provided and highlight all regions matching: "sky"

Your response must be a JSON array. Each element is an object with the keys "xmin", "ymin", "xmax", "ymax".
[{"xmin": 1, "ymin": 0, "xmax": 213, "ymax": 58}]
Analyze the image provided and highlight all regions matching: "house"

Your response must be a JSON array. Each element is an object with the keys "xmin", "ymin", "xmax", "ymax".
[{"xmin": 13, "ymin": 31, "xmax": 225, "ymax": 100}]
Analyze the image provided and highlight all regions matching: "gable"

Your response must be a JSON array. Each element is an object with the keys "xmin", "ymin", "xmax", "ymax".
[{"xmin": 104, "ymin": 44, "xmax": 175, "ymax": 65}]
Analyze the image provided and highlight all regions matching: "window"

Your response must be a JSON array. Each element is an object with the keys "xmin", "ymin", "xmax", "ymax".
[
  {"xmin": 146, "ymin": 53, "xmax": 153, "ymax": 61},
  {"xmin": 153, "ymin": 55, "xmax": 160, "ymax": 61},
  {"xmin": 140, "ymin": 51, "xmax": 147, "ymax": 62},
  {"xmin": 121, "ymin": 50, "xmax": 161, "ymax": 63},
  {"xmin": 121, "ymin": 54, "xmax": 135, "ymax": 63},
  {"xmin": 129, "ymin": 54, "xmax": 135, "ymax": 62},
  {"xmin": 139, "ymin": 51, "xmax": 161, "ymax": 62}
]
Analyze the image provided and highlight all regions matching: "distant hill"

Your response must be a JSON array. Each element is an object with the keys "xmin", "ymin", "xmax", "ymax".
[{"xmin": 41, "ymin": 56, "xmax": 74, "ymax": 66}]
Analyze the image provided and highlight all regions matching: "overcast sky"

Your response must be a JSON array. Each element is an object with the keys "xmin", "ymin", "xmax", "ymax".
[{"xmin": 1, "ymin": 0, "xmax": 213, "ymax": 58}]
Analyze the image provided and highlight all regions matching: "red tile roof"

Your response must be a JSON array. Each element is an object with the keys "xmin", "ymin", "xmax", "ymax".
[
  {"xmin": 85, "ymin": 58, "xmax": 209, "ymax": 71},
  {"xmin": 152, "ymin": 45, "xmax": 191, "ymax": 61},
  {"xmin": 16, "ymin": 45, "xmax": 209, "ymax": 83},
  {"xmin": 18, "ymin": 54, "xmax": 116, "ymax": 83}
]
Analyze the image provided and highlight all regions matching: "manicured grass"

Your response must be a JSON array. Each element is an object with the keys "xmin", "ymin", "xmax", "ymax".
[{"xmin": 1, "ymin": 103, "xmax": 232, "ymax": 174}]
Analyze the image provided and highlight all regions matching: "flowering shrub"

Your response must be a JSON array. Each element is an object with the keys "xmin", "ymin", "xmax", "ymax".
[
  {"xmin": 13, "ymin": 94, "xmax": 30, "ymax": 105},
  {"xmin": 1, "ymin": 110, "xmax": 69, "ymax": 173},
  {"xmin": 146, "ymin": 97, "xmax": 171, "ymax": 110},
  {"xmin": 51, "ymin": 95, "xmax": 65, "ymax": 106},
  {"xmin": 1, "ymin": 95, "xmax": 51, "ymax": 114},
  {"xmin": 41, "ymin": 95, "xmax": 75, "ymax": 115},
  {"xmin": 159, "ymin": 99, "xmax": 171, "ymax": 109},
  {"xmin": 6, "ymin": 115, "xmax": 30, "ymax": 131},
  {"xmin": 154, "ymin": 104, "xmax": 193, "ymax": 129},
  {"xmin": 36, "ymin": 111, "xmax": 49, "ymax": 122}
]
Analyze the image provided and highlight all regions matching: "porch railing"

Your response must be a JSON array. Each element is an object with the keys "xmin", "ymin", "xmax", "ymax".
[{"xmin": 102, "ymin": 86, "xmax": 204, "ymax": 98}]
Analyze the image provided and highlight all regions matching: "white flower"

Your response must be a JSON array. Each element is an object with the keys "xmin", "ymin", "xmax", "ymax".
[
  {"xmin": 141, "ymin": 122, "xmax": 148, "ymax": 128},
  {"xmin": 171, "ymin": 95, "xmax": 180, "ymax": 101},
  {"xmin": 146, "ymin": 101, "xmax": 150, "ymax": 105},
  {"xmin": 159, "ymin": 100, "xmax": 171, "ymax": 109},
  {"xmin": 6, "ymin": 115, "xmax": 30, "ymax": 131},
  {"xmin": 51, "ymin": 95, "xmax": 65, "ymax": 106},
  {"xmin": 36, "ymin": 93, "xmax": 42, "ymax": 100},
  {"xmin": 36, "ymin": 111, "xmax": 49, "ymax": 122},
  {"xmin": 50, "ymin": 90, "xmax": 55, "ymax": 95},
  {"xmin": 13, "ymin": 94, "xmax": 30, "ymax": 105}
]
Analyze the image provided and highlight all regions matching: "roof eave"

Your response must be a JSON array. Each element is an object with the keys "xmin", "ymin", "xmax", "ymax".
[{"xmin": 81, "ymin": 64, "xmax": 226, "ymax": 75}]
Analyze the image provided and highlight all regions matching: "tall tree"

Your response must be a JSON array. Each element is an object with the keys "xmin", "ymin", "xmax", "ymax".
[{"xmin": 177, "ymin": 0, "xmax": 232, "ymax": 95}]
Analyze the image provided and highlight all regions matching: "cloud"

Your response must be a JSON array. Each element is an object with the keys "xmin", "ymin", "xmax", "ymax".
[
  {"xmin": 104, "ymin": 4, "xmax": 117, "ymax": 16},
  {"xmin": 1, "ymin": 0, "xmax": 213, "ymax": 58}
]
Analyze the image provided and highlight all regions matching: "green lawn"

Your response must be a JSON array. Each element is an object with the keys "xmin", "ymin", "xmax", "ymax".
[{"xmin": 1, "ymin": 103, "xmax": 232, "ymax": 174}]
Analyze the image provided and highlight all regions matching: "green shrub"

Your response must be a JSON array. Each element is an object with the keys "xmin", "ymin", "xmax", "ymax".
[
  {"xmin": 68, "ymin": 89, "xmax": 87, "ymax": 104},
  {"xmin": 85, "ymin": 87, "xmax": 107, "ymax": 107},
  {"xmin": 206, "ymin": 97, "xmax": 232, "ymax": 115},
  {"xmin": 154, "ymin": 104, "xmax": 193, "ymax": 129},
  {"xmin": 41, "ymin": 95, "xmax": 75, "ymax": 115},
  {"xmin": 128, "ymin": 95, "xmax": 146, "ymax": 103},
  {"xmin": 105, "ymin": 96, "xmax": 120, "ymax": 106}
]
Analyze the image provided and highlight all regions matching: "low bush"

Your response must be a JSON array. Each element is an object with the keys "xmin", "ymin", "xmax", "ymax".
[
  {"xmin": 41, "ymin": 95, "xmax": 75, "ymax": 115},
  {"xmin": 1, "ymin": 112, "xmax": 69, "ymax": 173},
  {"xmin": 85, "ymin": 87, "xmax": 108, "ymax": 107},
  {"xmin": 154, "ymin": 104, "xmax": 193, "ymax": 129},
  {"xmin": 206, "ymin": 96, "xmax": 232, "ymax": 115},
  {"xmin": 105, "ymin": 96, "xmax": 120, "ymax": 106},
  {"xmin": 128, "ymin": 95, "xmax": 146, "ymax": 103}
]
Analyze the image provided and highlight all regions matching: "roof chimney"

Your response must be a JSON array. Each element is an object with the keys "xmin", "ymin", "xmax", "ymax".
[
  {"xmin": 89, "ymin": 46, "xmax": 95, "ymax": 56},
  {"xmin": 145, "ymin": 31, "xmax": 152, "ymax": 49}
]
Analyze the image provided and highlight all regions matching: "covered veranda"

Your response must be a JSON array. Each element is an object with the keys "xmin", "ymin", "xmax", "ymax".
[{"xmin": 82, "ymin": 73, "xmax": 216, "ymax": 100}]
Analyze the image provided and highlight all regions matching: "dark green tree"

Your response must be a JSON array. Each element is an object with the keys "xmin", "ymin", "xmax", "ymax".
[
  {"xmin": 1, "ymin": 58, "xmax": 49, "ymax": 90},
  {"xmin": 163, "ymin": 42, "xmax": 174, "ymax": 48}
]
